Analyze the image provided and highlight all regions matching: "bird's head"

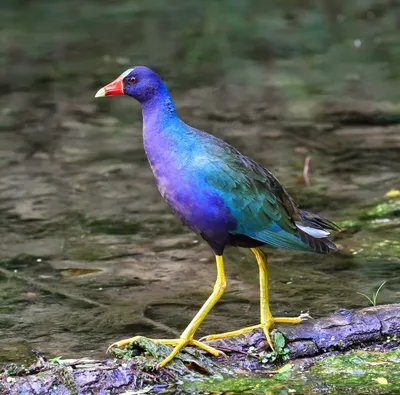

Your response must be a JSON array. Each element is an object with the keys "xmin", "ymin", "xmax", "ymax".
[{"xmin": 95, "ymin": 66, "xmax": 163, "ymax": 103}]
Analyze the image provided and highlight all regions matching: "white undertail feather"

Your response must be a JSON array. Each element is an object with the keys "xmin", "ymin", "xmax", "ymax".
[{"xmin": 295, "ymin": 223, "xmax": 330, "ymax": 238}]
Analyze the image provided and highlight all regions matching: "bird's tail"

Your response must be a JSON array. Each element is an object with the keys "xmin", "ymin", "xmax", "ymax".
[{"xmin": 295, "ymin": 210, "xmax": 340, "ymax": 254}]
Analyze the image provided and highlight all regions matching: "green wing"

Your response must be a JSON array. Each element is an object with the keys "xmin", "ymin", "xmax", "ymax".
[{"xmin": 202, "ymin": 138, "xmax": 314, "ymax": 251}]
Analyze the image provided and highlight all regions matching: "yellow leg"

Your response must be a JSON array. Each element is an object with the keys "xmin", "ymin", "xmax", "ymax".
[
  {"xmin": 107, "ymin": 255, "xmax": 227, "ymax": 367},
  {"xmin": 200, "ymin": 248, "xmax": 310, "ymax": 351}
]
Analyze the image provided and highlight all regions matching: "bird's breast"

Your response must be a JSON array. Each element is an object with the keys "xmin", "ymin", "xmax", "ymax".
[{"xmin": 146, "ymin": 147, "xmax": 236, "ymax": 241}]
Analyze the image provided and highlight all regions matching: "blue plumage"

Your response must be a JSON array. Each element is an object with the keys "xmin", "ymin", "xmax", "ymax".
[{"xmin": 97, "ymin": 66, "xmax": 338, "ymax": 255}]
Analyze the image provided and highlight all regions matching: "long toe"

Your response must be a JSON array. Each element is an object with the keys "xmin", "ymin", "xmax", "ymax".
[
  {"xmin": 199, "ymin": 324, "xmax": 263, "ymax": 342},
  {"xmin": 107, "ymin": 336, "xmax": 142, "ymax": 353},
  {"xmin": 272, "ymin": 312, "xmax": 312, "ymax": 324}
]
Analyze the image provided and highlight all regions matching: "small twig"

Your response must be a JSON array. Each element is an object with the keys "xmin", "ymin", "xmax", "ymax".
[
  {"xmin": 69, "ymin": 359, "xmax": 104, "ymax": 368},
  {"xmin": 303, "ymin": 155, "xmax": 311, "ymax": 186},
  {"xmin": 295, "ymin": 155, "xmax": 311, "ymax": 186}
]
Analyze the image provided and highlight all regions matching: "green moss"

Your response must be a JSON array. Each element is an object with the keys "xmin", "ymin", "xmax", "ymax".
[
  {"xmin": 184, "ymin": 348, "xmax": 400, "ymax": 394},
  {"xmin": 1, "ymin": 363, "xmax": 22, "ymax": 376},
  {"xmin": 361, "ymin": 200, "xmax": 400, "ymax": 220},
  {"xmin": 338, "ymin": 198, "xmax": 400, "ymax": 231},
  {"xmin": 309, "ymin": 348, "xmax": 400, "ymax": 393}
]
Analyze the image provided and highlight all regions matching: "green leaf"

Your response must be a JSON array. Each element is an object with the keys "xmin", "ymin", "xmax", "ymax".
[{"xmin": 273, "ymin": 332, "xmax": 286, "ymax": 350}]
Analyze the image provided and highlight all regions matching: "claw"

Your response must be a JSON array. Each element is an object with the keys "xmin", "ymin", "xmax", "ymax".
[
  {"xmin": 107, "ymin": 335, "xmax": 142, "ymax": 354},
  {"xmin": 298, "ymin": 312, "xmax": 313, "ymax": 320}
]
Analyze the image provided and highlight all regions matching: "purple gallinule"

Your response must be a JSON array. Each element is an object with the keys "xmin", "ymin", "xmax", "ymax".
[{"xmin": 95, "ymin": 66, "xmax": 338, "ymax": 367}]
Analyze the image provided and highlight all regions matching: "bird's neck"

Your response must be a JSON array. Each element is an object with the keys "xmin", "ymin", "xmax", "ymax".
[
  {"xmin": 141, "ymin": 82, "xmax": 179, "ymax": 130},
  {"xmin": 141, "ymin": 83, "xmax": 185, "ymax": 169},
  {"xmin": 141, "ymin": 84, "xmax": 192, "ymax": 172}
]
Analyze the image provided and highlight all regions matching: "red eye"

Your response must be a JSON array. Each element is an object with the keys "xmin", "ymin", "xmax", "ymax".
[{"xmin": 129, "ymin": 77, "xmax": 137, "ymax": 84}]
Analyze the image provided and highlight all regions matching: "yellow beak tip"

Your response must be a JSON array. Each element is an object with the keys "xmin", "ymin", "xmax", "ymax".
[{"xmin": 95, "ymin": 88, "xmax": 106, "ymax": 98}]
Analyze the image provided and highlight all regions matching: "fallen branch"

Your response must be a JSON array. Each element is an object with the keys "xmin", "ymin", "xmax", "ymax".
[{"xmin": 1, "ymin": 304, "xmax": 399, "ymax": 394}]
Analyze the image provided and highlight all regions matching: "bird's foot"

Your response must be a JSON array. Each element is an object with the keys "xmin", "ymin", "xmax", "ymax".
[
  {"xmin": 200, "ymin": 312, "xmax": 311, "ymax": 352},
  {"xmin": 107, "ymin": 336, "xmax": 222, "ymax": 368}
]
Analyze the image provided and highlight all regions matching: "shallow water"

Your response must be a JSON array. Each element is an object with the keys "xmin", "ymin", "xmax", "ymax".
[{"xmin": 0, "ymin": 111, "xmax": 399, "ymax": 365}]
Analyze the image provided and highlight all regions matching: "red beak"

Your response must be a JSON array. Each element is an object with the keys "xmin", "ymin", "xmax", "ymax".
[{"xmin": 95, "ymin": 75, "xmax": 124, "ymax": 97}]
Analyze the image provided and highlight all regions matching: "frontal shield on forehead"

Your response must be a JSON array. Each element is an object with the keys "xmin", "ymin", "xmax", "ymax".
[
  {"xmin": 95, "ymin": 68, "xmax": 135, "ymax": 97},
  {"xmin": 120, "ymin": 68, "xmax": 135, "ymax": 79}
]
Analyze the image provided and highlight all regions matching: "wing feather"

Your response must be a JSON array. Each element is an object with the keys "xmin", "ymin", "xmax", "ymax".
[{"xmin": 204, "ymin": 142, "xmax": 304, "ymax": 242}]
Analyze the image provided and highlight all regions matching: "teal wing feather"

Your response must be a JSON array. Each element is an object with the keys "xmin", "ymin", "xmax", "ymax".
[{"xmin": 202, "ymin": 138, "xmax": 314, "ymax": 252}]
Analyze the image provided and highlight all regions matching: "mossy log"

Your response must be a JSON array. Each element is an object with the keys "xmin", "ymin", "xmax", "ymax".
[{"xmin": 1, "ymin": 304, "xmax": 399, "ymax": 395}]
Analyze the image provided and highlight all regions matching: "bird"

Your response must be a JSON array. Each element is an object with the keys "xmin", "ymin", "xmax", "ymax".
[{"xmin": 95, "ymin": 66, "xmax": 339, "ymax": 368}]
